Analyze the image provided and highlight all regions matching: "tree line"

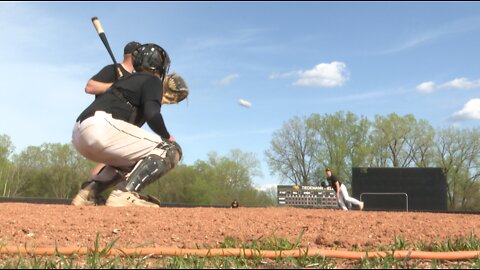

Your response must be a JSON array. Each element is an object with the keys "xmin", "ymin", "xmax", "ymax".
[
  {"xmin": 265, "ymin": 111, "xmax": 480, "ymax": 211},
  {"xmin": 1, "ymin": 111, "xmax": 479, "ymax": 210},
  {"xmin": 0, "ymin": 135, "xmax": 276, "ymax": 206}
]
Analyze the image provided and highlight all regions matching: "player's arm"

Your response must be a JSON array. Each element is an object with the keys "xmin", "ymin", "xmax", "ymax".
[
  {"xmin": 144, "ymin": 101, "xmax": 170, "ymax": 139},
  {"xmin": 85, "ymin": 80, "xmax": 113, "ymax": 95},
  {"xmin": 85, "ymin": 65, "xmax": 116, "ymax": 95},
  {"xmin": 142, "ymin": 77, "xmax": 171, "ymax": 140}
]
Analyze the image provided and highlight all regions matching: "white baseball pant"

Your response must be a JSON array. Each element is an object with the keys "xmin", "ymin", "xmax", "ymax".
[
  {"xmin": 337, "ymin": 184, "xmax": 362, "ymax": 211},
  {"xmin": 72, "ymin": 111, "xmax": 169, "ymax": 182}
]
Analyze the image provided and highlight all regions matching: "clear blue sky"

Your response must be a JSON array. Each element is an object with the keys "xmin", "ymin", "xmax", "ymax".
[{"xmin": 1, "ymin": 2, "xmax": 480, "ymax": 190}]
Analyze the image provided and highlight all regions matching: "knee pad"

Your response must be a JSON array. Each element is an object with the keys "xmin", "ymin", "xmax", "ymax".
[
  {"xmin": 166, "ymin": 141, "xmax": 182, "ymax": 166},
  {"xmin": 124, "ymin": 142, "xmax": 181, "ymax": 193},
  {"xmin": 150, "ymin": 140, "xmax": 182, "ymax": 163}
]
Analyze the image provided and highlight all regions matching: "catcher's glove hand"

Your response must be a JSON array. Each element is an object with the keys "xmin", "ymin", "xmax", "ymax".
[
  {"xmin": 321, "ymin": 180, "xmax": 329, "ymax": 188},
  {"xmin": 162, "ymin": 72, "xmax": 189, "ymax": 104}
]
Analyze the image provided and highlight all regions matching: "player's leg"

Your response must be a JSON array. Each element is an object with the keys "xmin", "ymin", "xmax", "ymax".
[
  {"xmin": 106, "ymin": 141, "xmax": 181, "ymax": 207},
  {"xmin": 72, "ymin": 112, "xmax": 179, "ymax": 207},
  {"xmin": 72, "ymin": 165, "xmax": 124, "ymax": 206},
  {"xmin": 76, "ymin": 113, "xmax": 181, "ymax": 207},
  {"xmin": 90, "ymin": 163, "xmax": 106, "ymax": 179},
  {"xmin": 337, "ymin": 191, "xmax": 349, "ymax": 211},
  {"xmin": 340, "ymin": 184, "xmax": 364, "ymax": 210}
]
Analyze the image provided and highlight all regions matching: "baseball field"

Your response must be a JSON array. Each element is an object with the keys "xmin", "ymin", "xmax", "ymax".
[{"xmin": 0, "ymin": 203, "xmax": 478, "ymax": 265}]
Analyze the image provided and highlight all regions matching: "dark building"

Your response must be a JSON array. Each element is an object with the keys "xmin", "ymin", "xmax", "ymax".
[{"xmin": 352, "ymin": 167, "xmax": 447, "ymax": 212}]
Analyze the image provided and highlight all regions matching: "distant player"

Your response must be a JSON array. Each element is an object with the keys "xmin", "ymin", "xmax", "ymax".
[{"xmin": 325, "ymin": 168, "xmax": 364, "ymax": 211}]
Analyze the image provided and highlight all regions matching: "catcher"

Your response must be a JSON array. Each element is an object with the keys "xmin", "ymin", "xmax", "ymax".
[
  {"xmin": 71, "ymin": 43, "xmax": 189, "ymax": 207},
  {"xmin": 80, "ymin": 41, "xmax": 141, "ymax": 205}
]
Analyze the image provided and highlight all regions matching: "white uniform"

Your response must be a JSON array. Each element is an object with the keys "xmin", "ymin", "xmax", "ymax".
[
  {"xmin": 337, "ymin": 183, "xmax": 362, "ymax": 211},
  {"xmin": 328, "ymin": 174, "xmax": 363, "ymax": 211}
]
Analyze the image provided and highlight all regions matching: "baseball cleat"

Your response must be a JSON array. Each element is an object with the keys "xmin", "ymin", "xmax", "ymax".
[
  {"xmin": 359, "ymin": 201, "xmax": 364, "ymax": 211},
  {"xmin": 105, "ymin": 190, "xmax": 160, "ymax": 208},
  {"xmin": 71, "ymin": 188, "xmax": 103, "ymax": 206}
]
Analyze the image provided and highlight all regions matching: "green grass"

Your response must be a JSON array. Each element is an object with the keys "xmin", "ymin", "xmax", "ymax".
[
  {"xmin": 356, "ymin": 231, "xmax": 480, "ymax": 269},
  {"xmin": 0, "ymin": 232, "xmax": 479, "ymax": 269},
  {"xmin": 416, "ymin": 232, "xmax": 480, "ymax": 252}
]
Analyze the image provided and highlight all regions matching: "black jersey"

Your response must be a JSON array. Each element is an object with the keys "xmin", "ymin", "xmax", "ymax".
[
  {"xmin": 91, "ymin": 64, "xmax": 131, "ymax": 83},
  {"xmin": 90, "ymin": 64, "xmax": 132, "ymax": 99},
  {"xmin": 327, "ymin": 174, "xmax": 341, "ymax": 192},
  {"xmin": 77, "ymin": 72, "xmax": 170, "ymax": 139}
]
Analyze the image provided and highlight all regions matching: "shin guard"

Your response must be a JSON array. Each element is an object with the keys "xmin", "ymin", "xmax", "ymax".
[{"xmin": 124, "ymin": 142, "xmax": 181, "ymax": 192}]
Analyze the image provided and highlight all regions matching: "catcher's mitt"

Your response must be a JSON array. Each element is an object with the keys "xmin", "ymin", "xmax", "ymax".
[{"xmin": 162, "ymin": 72, "xmax": 189, "ymax": 104}]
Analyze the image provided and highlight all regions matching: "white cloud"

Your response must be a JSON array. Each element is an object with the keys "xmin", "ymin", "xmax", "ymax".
[
  {"xmin": 270, "ymin": 61, "xmax": 349, "ymax": 88},
  {"xmin": 440, "ymin": 78, "xmax": 480, "ymax": 90},
  {"xmin": 451, "ymin": 98, "xmax": 480, "ymax": 121},
  {"xmin": 416, "ymin": 81, "xmax": 436, "ymax": 93},
  {"xmin": 416, "ymin": 78, "xmax": 480, "ymax": 94},
  {"xmin": 214, "ymin": 74, "xmax": 239, "ymax": 87}
]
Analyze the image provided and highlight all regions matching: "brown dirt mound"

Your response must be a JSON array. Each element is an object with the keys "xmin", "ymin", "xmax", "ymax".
[{"xmin": 0, "ymin": 203, "xmax": 478, "ymax": 250}]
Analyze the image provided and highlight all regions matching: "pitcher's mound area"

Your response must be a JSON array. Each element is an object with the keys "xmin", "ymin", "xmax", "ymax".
[{"xmin": 0, "ymin": 203, "xmax": 478, "ymax": 249}]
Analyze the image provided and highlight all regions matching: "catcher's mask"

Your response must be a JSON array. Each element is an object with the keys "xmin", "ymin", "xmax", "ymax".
[{"xmin": 133, "ymin": 43, "xmax": 170, "ymax": 80}]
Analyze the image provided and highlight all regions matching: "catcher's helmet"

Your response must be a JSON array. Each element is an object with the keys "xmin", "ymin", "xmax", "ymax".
[{"xmin": 133, "ymin": 43, "xmax": 170, "ymax": 78}]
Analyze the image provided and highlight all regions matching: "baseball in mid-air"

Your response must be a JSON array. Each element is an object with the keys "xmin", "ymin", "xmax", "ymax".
[{"xmin": 238, "ymin": 99, "xmax": 252, "ymax": 108}]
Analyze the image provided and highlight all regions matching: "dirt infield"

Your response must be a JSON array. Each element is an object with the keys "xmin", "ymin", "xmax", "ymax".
[{"xmin": 0, "ymin": 203, "xmax": 479, "ymax": 250}]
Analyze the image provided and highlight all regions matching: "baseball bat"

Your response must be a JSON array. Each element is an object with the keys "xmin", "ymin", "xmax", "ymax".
[{"xmin": 91, "ymin": 16, "xmax": 123, "ymax": 79}]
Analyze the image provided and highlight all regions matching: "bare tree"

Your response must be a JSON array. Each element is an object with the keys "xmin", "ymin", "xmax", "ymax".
[
  {"xmin": 370, "ymin": 113, "xmax": 434, "ymax": 168},
  {"xmin": 435, "ymin": 127, "xmax": 480, "ymax": 210},
  {"xmin": 265, "ymin": 116, "xmax": 318, "ymax": 186},
  {"xmin": 409, "ymin": 119, "xmax": 436, "ymax": 167},
  {"xmin": 308, "ymin": 111, "xmax": 371, "ymax": 187}
]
